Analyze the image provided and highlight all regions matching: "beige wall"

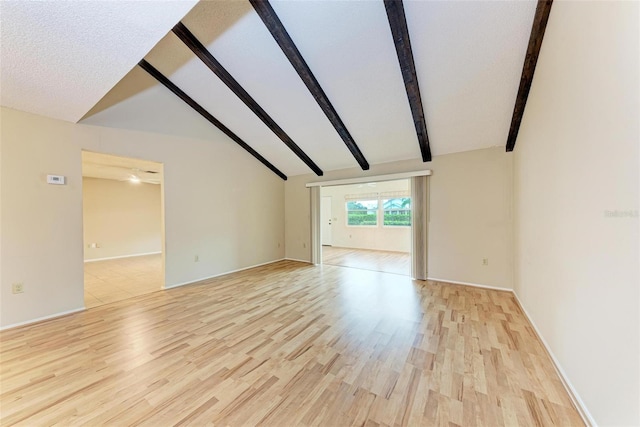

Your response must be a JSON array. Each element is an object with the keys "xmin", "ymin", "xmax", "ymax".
[
  {"xmin": 321, "ymin": 180, "xmax": 410, "ymax": 253},
  {"xmin": 286, "ymin": 147, "xmax": 513, "ymax": 289},
  {"xmin": 0, "ymin": 107, "xmax": 285, "ymax": 328},
  {"xmin": 82, "ymin": 177, "xmax": 162, "ymax": 261},
  {"xmin": 513, "ymin": 1, "xmax": 639, "ymax": 425},
  {"xmin": 2, "ymin": 5, "xmax": 636, "ymax": 423}
]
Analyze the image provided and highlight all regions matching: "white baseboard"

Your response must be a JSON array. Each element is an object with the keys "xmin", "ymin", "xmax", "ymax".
[
  {"xmin": 165, "ymin": 258, "xmax": 285, "ymax": 289},
  {"xmin": 427, "ymin": 277, "xmax": 594, "ymax": 425},
  {"xmin": 284, "ymin": 257, "xmax": 313, "ymax": 264},
  {"xmin": 84, "ymin": 251, "xmax": 162, "ymax": 263},
  {"xmin": 0, "ymin": 307, "xmax": 85, "ymax": 331},
  {"xmin": 328, "ymin": 246, "xmax": 410, "ymax": 255},
  {"xmin": 427, "ymin": 277, "xmax": 512, "ymax": 292},
  {"xmin": 512, "ymin": 293, "xmax": 596, "ymax": 427}
]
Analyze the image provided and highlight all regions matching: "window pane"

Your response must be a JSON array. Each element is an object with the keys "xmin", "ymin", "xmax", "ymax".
[
  {"xmin": 346, "ymin": 200, "xmax": 378, "ymax": 210},
  {"xmin": 383, "ymin": 198, "xmax": 411, "ymax": 226},
  {"xmin": 346, "ymin": 199, "xmax": 378, "ymax": 226},
  {"xmin": 347, "ymin": 212, "xmax": 377, "ymax": 225},
  {"xmin": 383, "ymin": 198, "xmax": 410, "ymax": 210}
]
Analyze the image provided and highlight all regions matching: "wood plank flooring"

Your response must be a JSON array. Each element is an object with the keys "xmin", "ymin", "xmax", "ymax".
[
  {"xmin": 84, "ymin": 254, "xmax": 163, "ymax": 308},
  {"xmin": 0, "ymin": 260, "xmax": 584, "ymax": 426},
  {"xmin": 322, "ymin": 246, "xmax": 411, "ymax": 276}
]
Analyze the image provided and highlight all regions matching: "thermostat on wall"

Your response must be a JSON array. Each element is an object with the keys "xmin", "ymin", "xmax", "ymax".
[{"xmin": 47, "ymin": 175, "xmax": 66, "ymax": 185}]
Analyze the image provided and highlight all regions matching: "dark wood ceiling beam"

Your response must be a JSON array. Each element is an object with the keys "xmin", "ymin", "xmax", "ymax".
[
  {"xmin": 172, "ymin": 22, "xmax": 323, "ymax": 176},
  {"xmin": 138, "ymin": 59, "xmax": 287, "ymax": 180},
  {"xmin": 384, "ymin": 0, "xmax": 431, "ymax": 162},
  {"xmin": 250, "ymin": 0, "xmax": 370, "ymax": 171},
  {"xmin": 506, "ymin": 0, "xmax": 553, "ymax": 152}
]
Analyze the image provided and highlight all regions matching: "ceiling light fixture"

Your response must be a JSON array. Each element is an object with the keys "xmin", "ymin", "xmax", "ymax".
[{"xmin": 130, "ymin": 175, "xmax": 141, "ymax": 184}]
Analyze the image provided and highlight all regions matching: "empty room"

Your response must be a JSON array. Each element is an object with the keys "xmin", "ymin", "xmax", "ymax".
[
  {"xmin": 321, "ymin": 179, "xmax": 412, "ymax": 276},
  {"xmin": 82, "ymin": 152, "xmax": 165, "ymax": 308},
  {"xmin": 0, "ymin": 0, "xmax": 637, "ymax": 426}
]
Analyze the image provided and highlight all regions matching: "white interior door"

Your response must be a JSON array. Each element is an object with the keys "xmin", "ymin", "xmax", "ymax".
[{"xmin": 321, "ymin": 196, "xmax": 332, "ymax": 246}]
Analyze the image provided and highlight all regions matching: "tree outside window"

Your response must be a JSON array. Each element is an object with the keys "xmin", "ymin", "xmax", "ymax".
[
  {"xmin": 346, "ymin": 200, "xmax": 378, "ymax": 226},
  {"xmin": 383, "ymin": 197, "xmax": 411, "ymax": 226}
]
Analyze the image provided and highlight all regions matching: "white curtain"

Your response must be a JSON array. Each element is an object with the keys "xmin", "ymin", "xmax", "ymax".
[
  {"xmin": 379, "ymin": 190, "xmax": 410, "ymax": 198},
  {"xmin": 411, "ymin": 175, "xmax": 429, "ymax": 280},
  {"xmin": 344, "ymin": 192, "xmax": 378, "ymax": 201},
  {"xmin": 310, "ymin": 186, "xmax": 321, "ymax": 265}
]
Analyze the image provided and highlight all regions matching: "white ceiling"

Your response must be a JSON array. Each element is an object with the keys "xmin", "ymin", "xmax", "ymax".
[
  {"xmin": 2, "ymin": 0, "xmax": 538, "ymax": 177},
  {"xmin": 405, "ymin": 0, "xmax": 536, "ymax": 155},
  {"xmin": 82, "ymin": 151, "xmax": 163, "ymax": 185},
  {"xmin": 268, "ymin": 1, "xmax": 421, "ymax": 166},
  {"xmin": 0, "ymin": 0, "xmax": 197, "ymax": 123}
]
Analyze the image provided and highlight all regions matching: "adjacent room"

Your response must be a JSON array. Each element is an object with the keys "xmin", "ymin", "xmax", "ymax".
[
  {"xmin": 0, "ymin": 0, "xmax": 637, "ymax": 426},
  {"xmin": 321, "ymin": 179, "xmax": 411, "ymax": 276},
  {"xmin": 81, "ymin": 152, "xmax": 164, "ymax": 308}
]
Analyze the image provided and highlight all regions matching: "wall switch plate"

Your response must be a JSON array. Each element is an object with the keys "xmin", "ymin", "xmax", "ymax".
[
  {"xmin": 194, "ymin": 255, "xmax": 199, "ymax": 262},
  {"xmin": 482, "ymin": 258, "xmax": 489, "ymax": 266},
  {"xmin": 12, "ymin": 283, "xmax": 24, "ymax": 294}
]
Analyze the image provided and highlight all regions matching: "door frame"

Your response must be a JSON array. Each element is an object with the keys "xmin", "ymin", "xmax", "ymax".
[
  {"xmin": 80, "ymin": 150, "xmax": 167, "ymax": 305},
  {"xmin": 308, "ymin": 170, "xmax": 431, "ymax": 278},
  {"xmin": 321, "ymin": 196, "xmax": 333, "ymax": 246}
]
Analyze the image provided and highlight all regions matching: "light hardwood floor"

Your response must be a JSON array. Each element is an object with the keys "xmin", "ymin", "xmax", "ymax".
[
  {"xmin": 1, "ymin": 261, "xmax": 583, "ymax": 426},
  {"xmin": 84, "ymin": 254, "xmax": 163, "ymax": 308},
  {"xmin": 323, "ymin": 246, "xmax": 411, "ymax": 276}
]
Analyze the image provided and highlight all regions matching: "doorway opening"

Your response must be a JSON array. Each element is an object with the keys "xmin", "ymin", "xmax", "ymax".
[
  {"xmin": 320, "ymin": 179, "xmax": 411, "ymax": 276},
  {"xmin": 81, "ymin": 151, "xmax": 165, "ymax": 308}
]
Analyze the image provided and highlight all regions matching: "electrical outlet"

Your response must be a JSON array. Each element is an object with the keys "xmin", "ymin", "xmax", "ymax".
[
  {"xmin": 303, "ymin": 243, "xmax": 306, "ymax": 248},
  {"xmin": 482, "ymin": 258, "xmax": 489, "ymax": 266},
  {"xmin": 12, "ymin": 283, "xmax": 24, "ymax": 294},
  {"xmin": 194, "ymin": 255, "xmax": 199, "ymax": 262},
  {"xmin": 278, "ymin": 242, "xmax": 281, "ymax": 248}
]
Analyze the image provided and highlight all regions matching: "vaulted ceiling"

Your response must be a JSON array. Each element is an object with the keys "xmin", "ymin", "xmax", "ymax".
[
  {"xmin": 1, "ymin": 0, "xmax": 547, "ymax": 179},
  {"xmin": 0, "ymin": 0, "xmax": 198, "ymax": 122}
]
